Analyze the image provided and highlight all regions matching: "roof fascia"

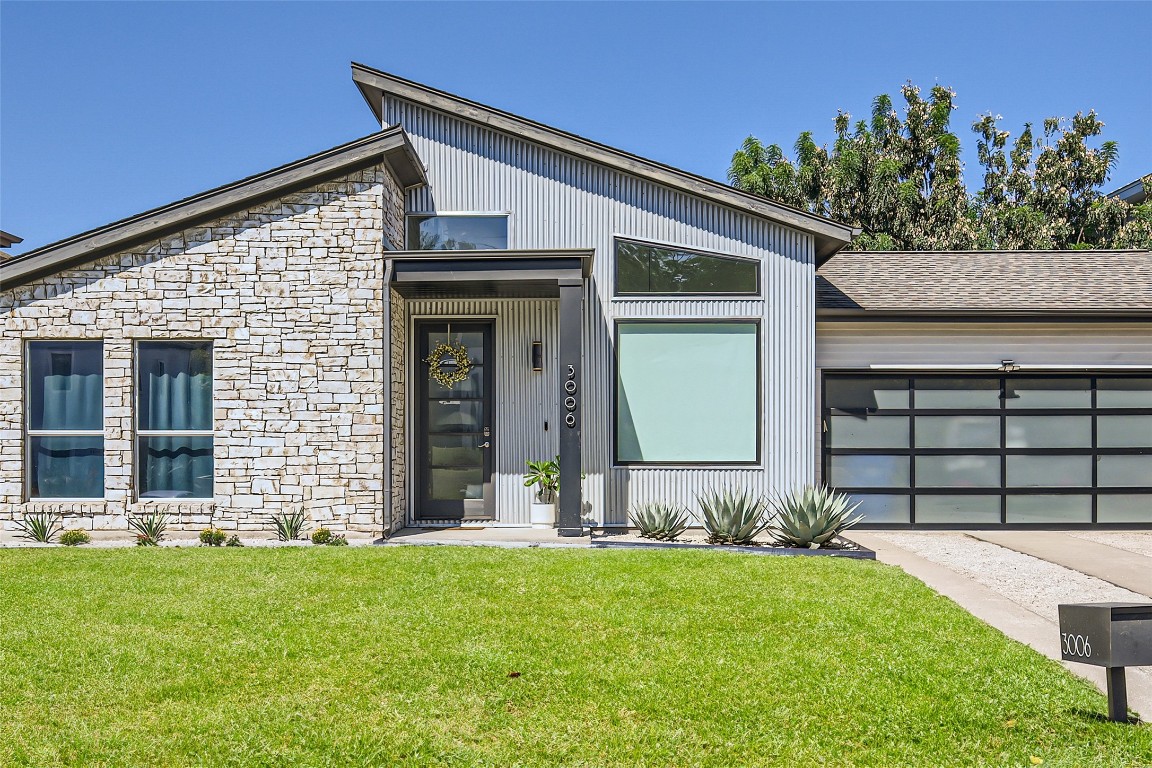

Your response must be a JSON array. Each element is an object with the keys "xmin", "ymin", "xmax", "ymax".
[
  {"xmin": 351, "ymin": 63, "xmax": 857, "ymax": 260},
  {"xmin": 2, "ymin": 128, "xmax": 427, "ymax": 289},
  {"xmin": 816, "ymin": 309, "xmax": 1152, "ymax": 321}
]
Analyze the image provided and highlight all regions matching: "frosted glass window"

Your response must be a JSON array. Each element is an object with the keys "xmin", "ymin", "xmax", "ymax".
[
  {"xmin": 1098, "ymin": 379, "xmax": 1152, "ymax": 408},
  {"xmin": 825, "ymin": 378, "xmax": 908, "ymax": 412},
  {"xmin": 138, "ymin": 341, "xmax": 214, "ymax": 499},
  {"xmin": 616, "ymin": 323, "xmax": 758, "ymax": 463},
  {"xmin": 1005, "ymin": 416, "xmax": 1091, "ymax": 448},
  {"xmin": 845, "ymin": 494, "xmax": 910, "ymax": 523},
  {"xmin": 615, "ymin": 239, "xmax": 758, "ymax": 295},
  {"xmin": 27, "ymin": 341, "xmax": 104, "ymax": 499},
  {"xmin": 914, "ymin": 378, "xmax": 1001, "ymax": 409},
  {"xmin": 1097, "ymin": 495, "xmax": 1152, "ymax": 523},
  {"xmin": 1006, "ymin": 456, "xmax": 1092, "ymax": 487},
  {"xmin": 916, "ymin": 455, "xmax": 1000, "ymax": 488},
  {"xmin": 1004, "ymin": 379, "xmax": 1091, "ymax": 409},
  {"xmin": 1097, "ymin": 416, "xmax": 1152, "ymax": 448},
  {"xmin": 1097, "ymin": 455, "xmax": 1152, "ymax": 487},
  {"xmin": 916, "ymin": 416, "xmax": 1000, "ymax": 448},
  {"xmin": 1006, "ymin": 495, "xmax": 1092, "ymax": 523},
  {"xmin": 829, "ymin": 415, "xmax": 908, "ymax": 448},
  {"xmin": 829, "ymin": 455, "xmax": 909, "ymax": 487},
  {"xmin": 916, "ymin": 495, "xmax": 1001, "ymax": 524},
  {"xmin": 406, "ymin": 215, "xmax": 508, "ymax": 250}
]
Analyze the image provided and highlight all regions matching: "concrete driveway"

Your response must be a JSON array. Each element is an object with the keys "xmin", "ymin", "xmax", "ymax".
[{"xmin": 851, "ymin": 530, "xmax": 1152, "ymax": 722}]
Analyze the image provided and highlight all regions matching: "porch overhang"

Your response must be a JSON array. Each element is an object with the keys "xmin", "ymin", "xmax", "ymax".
[{"xmin": 389, "ymin": 249, "xmax": 593, "ymax": 298}]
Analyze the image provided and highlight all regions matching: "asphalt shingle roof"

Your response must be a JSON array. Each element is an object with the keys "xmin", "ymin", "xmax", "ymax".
[{"xmin": 816, "ymin": 250, "xmax": 1152, "ymax": 314}]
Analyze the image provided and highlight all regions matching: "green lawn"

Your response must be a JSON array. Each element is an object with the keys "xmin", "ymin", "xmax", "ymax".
[{"xmin": 1, "ymin": 547, "xmax": 1148, "ymax": 767}]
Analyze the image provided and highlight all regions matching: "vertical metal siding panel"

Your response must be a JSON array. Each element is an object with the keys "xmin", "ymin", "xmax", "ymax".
[{"xmin": 391, "ymin": 101, "xmax": 817, "ymax": 525}]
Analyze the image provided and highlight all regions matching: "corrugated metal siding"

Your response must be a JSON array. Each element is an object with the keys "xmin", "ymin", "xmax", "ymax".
[{"xmin": 387, "ymin": 97, "xmax": 817, "ymax": 525}]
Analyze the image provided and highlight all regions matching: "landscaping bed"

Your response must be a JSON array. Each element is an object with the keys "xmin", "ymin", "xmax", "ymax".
[{"xmin": 1, "ymin": 547, "xmax": 1148, "ymax": 766}]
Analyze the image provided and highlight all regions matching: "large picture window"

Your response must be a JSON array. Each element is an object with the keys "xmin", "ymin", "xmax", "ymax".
[
  {"xmin": 823, "ymin": 375, "xmax": 1152, "ymax": 525},
  {"xmin": 26, "ymin": 341, "xmax": 104, "ymax": 498},
  {"xmin": 406, "ymin": 214, "xmax": 509, "ymax": 250},
  {"xmin": 616, "ymin": 322, "xmax": 759, "ymax": 464},
  {"xmin": 137, "ymin": 341, "xmax": 214, "ymax": 499},
  {"xmin": 615, "ymin": 239, "xmax": 759, "ymax": 295}
]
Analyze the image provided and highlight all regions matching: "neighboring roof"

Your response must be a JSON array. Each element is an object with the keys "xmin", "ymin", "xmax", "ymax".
[
  {"xmin": 0, "ymin": 230, "xmax": 22, "ymax": 248},
  {"xmin": 817, "ymin": 250, "xmax": 1152, "ymax": 316},
  {"xmin": 351, "ymin": 63, "xmax": 859, "ymax": 262},
  {"xmin": 1, "ymin": 128, "xmax": 426, "ymax": 289},
  {"xmin": 1107, "ymin": 175, "xmax": 1150, "ymax": 206}
]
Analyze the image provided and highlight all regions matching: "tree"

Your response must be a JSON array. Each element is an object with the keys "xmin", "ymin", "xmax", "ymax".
[{"xmin": 730, "ymin": 84, "xmax": 1151, "ymax": 250}]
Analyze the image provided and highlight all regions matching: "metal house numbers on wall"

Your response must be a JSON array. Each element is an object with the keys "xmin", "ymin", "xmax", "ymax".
[{"xmin": 564, "ymin": 364, "xmax": 577, "ymax": 428}]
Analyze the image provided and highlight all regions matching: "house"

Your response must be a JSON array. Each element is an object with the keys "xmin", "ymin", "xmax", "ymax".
[{"xmin": 1, "ymin": 64, "xmax": 1149, "ymax": 535}]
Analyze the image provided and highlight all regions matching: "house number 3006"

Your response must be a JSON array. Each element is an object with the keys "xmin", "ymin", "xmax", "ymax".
[
  {"xmin": 1061, "ymin": 632, "xmax": 1092, "ymax": 658},
  {"xmin": 564, "ymin": 364, "xmax": 577, "ymax": 428}
]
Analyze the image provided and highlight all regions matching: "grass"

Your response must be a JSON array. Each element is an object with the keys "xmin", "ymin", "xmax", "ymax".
[{"xmin": 1, "ymin": 547, "xmax": 1149, "ymax": 767}]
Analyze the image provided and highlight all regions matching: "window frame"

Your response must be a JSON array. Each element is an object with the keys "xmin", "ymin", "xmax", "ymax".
[
  {"xmin": 821, "ymin": 372, "xmax": 1152, "ymax": 527},
  {"xmin": 135, "ymin": 340, "xmax": 215, "ymax": 501},
  {"xmin": 613, "ymin": 318, "xmax": 762, "ymax": 467},
  {"xmin": 404, "ymin": 211, "xmax": 512, "ymax": 251},
  {"xmin": 612, "ymin": 236, "xmax": 761, "ymax": 298},
  {"xmin": 24, "ymin": 339, "xmax": 105, "ymax": 500}
]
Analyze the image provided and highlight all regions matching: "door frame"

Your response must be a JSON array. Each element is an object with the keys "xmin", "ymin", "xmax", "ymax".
[{"xmin": 408, "ymin": 315, "xmax": 499, "ymax": 523}]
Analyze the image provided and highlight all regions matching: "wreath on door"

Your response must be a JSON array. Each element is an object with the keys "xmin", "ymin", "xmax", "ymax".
[{"xmin": 425, "ymin": 341, "xmax": 473, "ymax": 387}]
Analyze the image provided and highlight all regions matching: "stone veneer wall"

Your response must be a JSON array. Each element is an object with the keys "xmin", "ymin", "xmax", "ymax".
[{"xmin": 0, "ymin": 163, "xmax": 405, "ymax": 535}]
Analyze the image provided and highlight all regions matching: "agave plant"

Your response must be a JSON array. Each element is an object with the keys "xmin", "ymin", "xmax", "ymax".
[
  {"xmin": 269, "ymin": 508, "xmax": 306, "ymax": 542},
  {"xmin": 698, "ymin": 487, "xmax": 769, "ymax": 545},
  {"xmin": 629, "ymin": 502, "xmax": 690, "ymax": 541},
  {"xmin": 14, "ymin": 511, "xmax": 64, "ymax": 543},
  {"xmin": 128, "ymin": 512, "xmax": 169, "ymax": 547},
  {"xmin": 768, "ymin": 485, "xmax": 864, "ymax": 548}
]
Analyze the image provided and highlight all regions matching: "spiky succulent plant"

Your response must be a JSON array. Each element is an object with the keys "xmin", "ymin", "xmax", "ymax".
[
  {"xmin": 629, "ymin": 502, "xmax": 690, "ymax": 541},
  {"xmin": 768, "ymin": 485, "xmax": 863, "ymax": 548},
  {"xmin": 14, "ymin": 511, "xmax": 64, "ymax": 543},
  {"xmin": 698, "ymin": 487, "xmax": 769, "ymax": 545}
]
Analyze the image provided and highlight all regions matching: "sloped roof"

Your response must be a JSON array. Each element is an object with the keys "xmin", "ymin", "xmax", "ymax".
[
  {"xmin": 351, "ymin": 63, "xmax": 859, "ymax": 262},
  {"xmin": 1, "ymin": 128, "xmax": 426, "ymax": 288},
  {"xmin": 817, "ymin": 250, "xmax": 1152, "ymax": 316}
]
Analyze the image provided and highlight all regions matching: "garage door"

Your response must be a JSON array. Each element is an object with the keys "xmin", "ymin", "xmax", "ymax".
[{"xmin": 822, "ymin": 375, "xmax": 1152, "ymax": 526}]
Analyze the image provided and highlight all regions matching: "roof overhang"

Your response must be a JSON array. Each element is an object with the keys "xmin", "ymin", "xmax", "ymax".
[
  {"xmin": 390, "ymin": 249, "xmax": 593, "ymax": 298},
  {"xmin": 1, "ymin": 127, "xmax": 427, "ymax": 289},
  {"xmin": 352, "ymin": 63, "xmax": 859, "ymax": 263}
]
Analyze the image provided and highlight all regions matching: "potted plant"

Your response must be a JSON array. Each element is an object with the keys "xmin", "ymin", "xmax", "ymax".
[{"xmin": 523, "ymin": 456, "xmax": 560, "ymax": 528}]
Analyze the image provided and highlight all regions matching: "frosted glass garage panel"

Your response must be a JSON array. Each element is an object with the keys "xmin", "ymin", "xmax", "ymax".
[
  {"xmin": 825, "ymin": 378, "xmax": 908, "ymax": 412},
  {"xmin": 1006, "ymin": 495, "xmax": 1091, "ymax": 523},
  {"xmin": 915, "ymin": 416, "xmax": 1000, "ymax": 448},
  {"xmin": 828, "ymin": 415, "xmax": 909, "ymax": 448},
  {"xmin": 1097, "ymin": 379, "xmax": 1152, "ymax": 408},
  {"xmin": 914, "ymin": 378, "xmax": 1001, "ymax": 409},
  {"xmin": 1097, "ymin": 416, "xmax": 1152, "ymax": 449},
  {"xmin": 916, "ymin": 495, "xmax": 1001, "ymax": 524},
  {"xmin": 829, "ymin": 455, "xmax": 909, "ymax": 487},
  {"xmin": 616, "ymin": 323, "xmax": 758, "ymax": 463},
  {"xmin": 845, "ymin": 493, "xmax": 910, "ymax": 523},
  {"xmin": 1004, "ymin": 379, "xmax": 1091, "ymax": 409},
  {"xmin": 1097, "ymin": 495, "xmax": 1152, "ymax": 523}
]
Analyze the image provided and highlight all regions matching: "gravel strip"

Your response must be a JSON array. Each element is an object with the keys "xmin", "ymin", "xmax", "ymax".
[
  {"xmin": 870, "ymin": 532, "xmax": 1146, "ymax": 623},
  {"xmin": 1065, "ymin": 531, "xmax": 1152, "ymax": 560}
]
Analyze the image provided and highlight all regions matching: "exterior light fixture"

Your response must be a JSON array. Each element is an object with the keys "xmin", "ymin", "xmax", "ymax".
[
  {"xmin": 531, "ymin": 341, "xmax": 543, "ymax": 372},
  {"xmin": 999, "ymin": 359, "xmax": 1021, "ymax": 372}
]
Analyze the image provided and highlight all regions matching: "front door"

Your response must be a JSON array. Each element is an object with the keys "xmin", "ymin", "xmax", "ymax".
[{"xmin": 415, "ymin": 320, "xmax": 495, "ymax": 520}]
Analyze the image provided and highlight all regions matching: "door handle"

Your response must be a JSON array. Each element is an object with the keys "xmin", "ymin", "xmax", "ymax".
[{"xmin": 479, "ymin": 442, "xmax": 491, "ymax": 449}]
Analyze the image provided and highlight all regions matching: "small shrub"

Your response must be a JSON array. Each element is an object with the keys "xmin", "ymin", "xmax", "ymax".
[
  {"xmin": 629, "ymin": 502, "xmax": 690, "ymax": 541},
  {"xmin": 698, "ymin": 487, "xmax": 769, "ymax": 545},
  {"xmin": 769, "ymin": 485, "xmax": 864, "ymax": 548},
  {"xmin": 128, "ymin": 512, "xmax": 169, "ymax": 547},
  {"xmin": 225, "ymin": 534, "xmax": 244, "ymax": 547},
  {"xmin": 13, "ymin": 511, "xmax": 63, "ymax": 543},
  {"xmin": 200, "ymin": 528, "xmax": 227, "ymax": 547},
  {"xmin": 59, "ymin": 529, "xmax": 91, "ymax": 547},
  {"xmin": 269, "ymin": 509, "xmax": 306, "ymax": 542},
  {"xmin": 311, "ymin": 528, "xmax": 333, "ymax": 545},
  {"xmin": 327, "ymin": 534, "xmax": 348, "ymax": 546}
]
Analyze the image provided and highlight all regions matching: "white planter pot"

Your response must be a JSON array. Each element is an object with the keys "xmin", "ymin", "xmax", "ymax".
[{"xmin": 529, "ymin": 500, "xmax": 556, "ymax": 528}]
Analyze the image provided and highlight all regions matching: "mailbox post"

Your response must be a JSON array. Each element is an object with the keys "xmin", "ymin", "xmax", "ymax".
[{"xmin": 1058, "ymin": 602, "xmax": 1152, "ymax": 722}]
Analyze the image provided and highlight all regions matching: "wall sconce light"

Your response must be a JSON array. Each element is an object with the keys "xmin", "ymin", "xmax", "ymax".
[{"xmin": 531, "ymin": 341, "xmax": 543, "ymax": 372}]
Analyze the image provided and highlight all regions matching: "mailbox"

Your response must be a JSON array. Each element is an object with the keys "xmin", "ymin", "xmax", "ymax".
[{"xmin": 1058, "ymin": 602, "xmax": 1152, "ymax": 723}]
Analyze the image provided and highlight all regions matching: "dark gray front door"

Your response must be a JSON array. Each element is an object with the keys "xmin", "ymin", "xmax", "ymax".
[{"xmin": 415, "ymin": 320, "xmax": 495, "ymax": 520}]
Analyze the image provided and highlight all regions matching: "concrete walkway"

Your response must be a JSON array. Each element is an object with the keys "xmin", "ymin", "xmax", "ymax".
[{"xmin": 851, "ymin": 531, "xmax": 1152, "ymax": 722}]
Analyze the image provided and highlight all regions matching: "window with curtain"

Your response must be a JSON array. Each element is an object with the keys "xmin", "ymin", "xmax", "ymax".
[
  {"xmin": 137, "ymin": 341, "xmax": 213, "ymax": 499},
  {"xmin": 27, "ymin": 341, "xmax": 104, "ymax": 498},
  {"xmin": 616, "ymin": 322, "xmax": 759, "ymax": 463},
  {"xmin": 615, "ymin": 239, "xmax": 759, "ymax": 295}
]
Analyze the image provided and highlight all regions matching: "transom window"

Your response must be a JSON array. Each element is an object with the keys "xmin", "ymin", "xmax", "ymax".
[
  {"xmin": 614, "ymin": 238, "xmax": 759, "ymax": 295},
  {"xmin": 822, "ymin": 375, "xmax": 1152, "ymax": 525},
  {"xmin": 406, "ymin": 214, "xmax": 509, "ymax": 250},
  {"xmin": 137, "ymin": 341, "xmax": 214, "ymax": 499},
  {"xmin": 616, "ymin": 321, "xmax": 760, "ymax": 464},
  {"xmin": 26, "ymin": 341, "xmax": 104, "ymax": 498}
]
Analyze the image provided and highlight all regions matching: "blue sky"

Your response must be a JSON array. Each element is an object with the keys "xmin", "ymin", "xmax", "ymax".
[{"xmin": 2, "ymin": 1, "xmax": 1149, "ymax": 255}]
